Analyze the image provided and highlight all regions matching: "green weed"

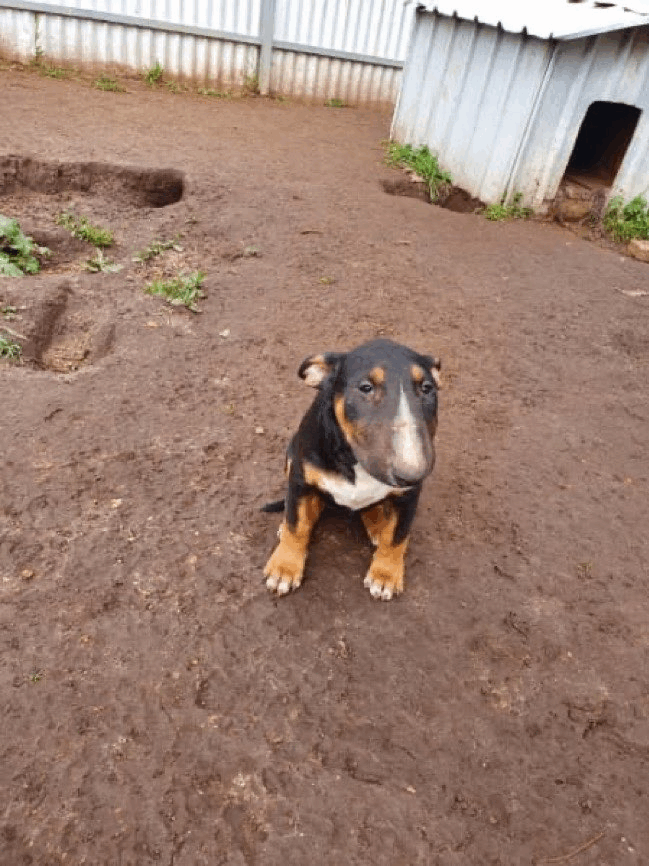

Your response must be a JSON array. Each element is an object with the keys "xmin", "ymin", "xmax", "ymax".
[
  {"xmin": 84, "ymin": 250, "xmax": 122, "ymax": 273},
  {"xmin": 0, "ymin": 215, "xmax": 50, "ymax": 276},
  {"xmin": 483, "ymin": 193, "xmax": 533, "ymax": 221},
  {"xmin": 166, "ymin": 79, "xmax": 188, "ymax": 94},
  {"xmin": 144, "ymin": 61, "xmax": 164, "ymax": 86},
  {"xmin": 94, "ymin": 74, "xmax": 124, "ymax": 92},
  {"xmin": 243, "ymin": 73, "xmax": 259, "ymax": 94},
  {"xmin": 2, "ymin": 305, "xmax": 17, "ymax": 318},
  {"xmin": 324, "ymin": 97, "xmax": 346, "ymax": 108},
  {"xmin": 132, "ymin": 238, "xmax": 182, "ymax": 264},
  {"xmin": 56, "ymin": 212, "xmax": 114, "ymax": 247},
  {"xmin": 0, "ymin": 332, "xmax": 21, "ymax": 359},
  {"xmin": 144, "ymin": 271, "xmax": 206, "ymax": 312},
  {"xmin": 45, "ymin": 65, "xmax": 68, "ymax": 78},
  {"xmin": 197, "ymin": 87, "xmax": 231, "ymax": 98},
  {"xmin": 384, "ymin": 141, "xmax": 452, "ymax": 202},
  {"xmin": 604, "ymin": 195, "xmax": 649, "ymax": 242}
]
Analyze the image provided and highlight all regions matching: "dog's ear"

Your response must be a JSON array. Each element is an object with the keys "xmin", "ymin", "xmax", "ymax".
[
  {"xmin": 298, "ymin": 352, "xmax": 345, "ymax": 388},
  {"xmin": 421, "ymin": 354, "xmax": 442, "ymax": 386}
]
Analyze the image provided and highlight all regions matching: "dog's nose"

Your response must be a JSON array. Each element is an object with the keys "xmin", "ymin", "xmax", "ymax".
[{"xmin": 391, "ymin": 470, "xmax": 422, "ymax": 487}]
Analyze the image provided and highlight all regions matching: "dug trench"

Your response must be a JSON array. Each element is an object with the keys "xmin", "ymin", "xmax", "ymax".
[{"xmin": 1, "ymin": 155, "xmax": 185, "ymax": 371}]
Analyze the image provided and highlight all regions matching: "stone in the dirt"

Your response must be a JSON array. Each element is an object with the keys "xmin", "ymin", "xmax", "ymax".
[{"xmin": 627, "ymin": 238, "xmax": 649, "ymax": 262}]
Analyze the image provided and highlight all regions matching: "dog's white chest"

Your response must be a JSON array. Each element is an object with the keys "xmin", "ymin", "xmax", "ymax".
[{"xmin": 317, "ymin": 464, "xmax": 406, "ymax": 511}]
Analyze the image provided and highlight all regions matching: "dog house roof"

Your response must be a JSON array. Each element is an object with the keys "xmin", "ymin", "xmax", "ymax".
[{"xmin": 417, "ymin": 0, "xmax": 649, "ymax": 40}]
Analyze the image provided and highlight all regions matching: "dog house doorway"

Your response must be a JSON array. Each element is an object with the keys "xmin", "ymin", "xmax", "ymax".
[{"xmin": 564, "ymin": 100, "xmax": 641, "ymax": 189}]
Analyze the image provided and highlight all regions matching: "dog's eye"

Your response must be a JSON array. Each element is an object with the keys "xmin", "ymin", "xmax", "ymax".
[
  {"xmin": 358, "ymin": 381, "xmax": 373, "ymax": 394},
  {"xmin": 420, "ymin": 380, "xmax": 435, "ymax": 395}
]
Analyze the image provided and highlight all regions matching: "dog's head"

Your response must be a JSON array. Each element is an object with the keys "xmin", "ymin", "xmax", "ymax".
[{"xmin": 299, "ymin": 338, "xmax": 441, "ymax": 487}]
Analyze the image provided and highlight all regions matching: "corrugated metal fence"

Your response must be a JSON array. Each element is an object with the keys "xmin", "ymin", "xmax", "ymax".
[{"xmin": 0, "ymin": 0, "xmax": 414, "ymax": 106}]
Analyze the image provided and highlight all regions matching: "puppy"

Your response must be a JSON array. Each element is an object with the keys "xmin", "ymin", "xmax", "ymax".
[{"xmin": 263, "ymin": 338, "xmax": 441, "ymax": 600}]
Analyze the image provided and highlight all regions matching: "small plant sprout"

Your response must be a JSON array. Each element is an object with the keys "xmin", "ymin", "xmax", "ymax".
[
  {"xmin": 132, "ymin": 238, "xmax": 183, "ymax": 264},
  {"xmin": 144, "ymin": 271, "xmax": 206, "ymax": 312},
  {"xmin": 0, "ymin": 332, "xmax": 22, "ymax": 360},
  {"xmin": 384, "ymin": 141, "xmax": 452, "ymax": 202},
  {"xmin": 94, "ymin": 74, "xmax": 125, "ymax": 92},
  {"xmin": 0, "ymin": 215, "xmax": 50, "ymax": 276},
  {"xmin": 483, "ymin": 193, "xmax": 533, "ymax": 221},
  {"xmin": 324, "ymin": 98, "xmax": 346, "ymax": 108},
  {"xmin": 56, "ymin": 213, "xmax": 114, "ymax": 248},
  {"xmin": 604, "ymin": 195, "xmax": 649, "ymax": 241},
  {"xmin": 84, "ymin": 250, "xmax": 123, "ymax": 273},
  {"xmin": 166, "ymin": 79, "xmax": 188, "ymax": 94},
  {"xmin": 197, "ymin": 88, "xmax": 231, "ymax": 98},
  {"xmin": 243, "ymin": 73, "xmax": 259, "ymax": 94},
  {"xmin": 144, "ymin": 61, "xmax": 164, "ymax": 86}
]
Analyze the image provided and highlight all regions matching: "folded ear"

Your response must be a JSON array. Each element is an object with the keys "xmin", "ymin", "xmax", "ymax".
[
  {"xmin": 298, "ymin": 352, "xmax": 345, "ymax": 388},
  {"xmin": 421, "ymin": 354, "xmax": 442, "ymax": 386}
]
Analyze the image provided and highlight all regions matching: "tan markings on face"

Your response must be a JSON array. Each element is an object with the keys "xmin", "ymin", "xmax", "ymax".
[
  {"xmin": 284, "ymin": 457, "xmax": 292, "ymax": 477},
  {"xmin": 369, "ymin": 366, "xmax": 385, "ymax": 386},
  {"xmin": 411, "ymin": 364, "xmax": 425, "ymax": 385},
  {"xmin": 431, "ymin": 366, "xmax": 441, "ymax": 387},
  {"xmin": 334, "ymin": 393, "xmax": 360, "ymax": 445},
  {"xmin": 264, "ymin": 492, "xmax": 323, "ymax": 595},
  {"xmin": 362, "ymin": 502, "xmax": 409, "ymax": 599}
]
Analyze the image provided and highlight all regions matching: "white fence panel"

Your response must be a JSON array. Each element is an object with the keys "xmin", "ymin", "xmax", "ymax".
[{"xmin": 0, "ymin": 0, "xmax": 412, "ymax": 104}]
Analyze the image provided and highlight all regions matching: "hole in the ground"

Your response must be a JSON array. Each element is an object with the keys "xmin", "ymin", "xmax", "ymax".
[
  {"xmin": 0, "ymin": 156, "xmax": 184, "ymax": 208},
  {"xmin": 381, "ymin": 177, "xmax": 484, "ymax": 213}
]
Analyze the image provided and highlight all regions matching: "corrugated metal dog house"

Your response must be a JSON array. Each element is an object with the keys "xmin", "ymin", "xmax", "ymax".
[{"xmin": 392, "ymin": 1, "xmax": 649, "ymax": 211}]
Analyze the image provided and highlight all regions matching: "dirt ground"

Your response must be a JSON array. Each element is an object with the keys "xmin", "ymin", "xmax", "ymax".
[{"xmin": 1, "ymin": 69, "xmax": 648, "ymax": 866}]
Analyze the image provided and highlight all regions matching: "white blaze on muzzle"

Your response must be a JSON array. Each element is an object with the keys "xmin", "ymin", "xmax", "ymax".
[{"xmin": 391, "ymin": 384, "xmax": 430, "ymax": 483}]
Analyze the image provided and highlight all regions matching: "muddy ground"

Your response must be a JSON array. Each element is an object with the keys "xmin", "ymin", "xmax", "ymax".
[{"xmin": 1, "ymin": 69, "xmax": 648, "ymax": 865}]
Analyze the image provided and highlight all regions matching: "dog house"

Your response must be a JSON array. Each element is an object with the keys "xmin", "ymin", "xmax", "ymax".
[{"xmin": 392, "ymin": 1, "xmax": 649, "ymax": 211}]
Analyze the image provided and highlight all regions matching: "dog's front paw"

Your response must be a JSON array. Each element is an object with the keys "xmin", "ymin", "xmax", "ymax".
[
  {"xmin": 363, "ymin": 561, "xmax": 404, "ymax": 601},
  {"xmin": 264, "ymin": 542, "xmax": 305, "ymax": 596}
]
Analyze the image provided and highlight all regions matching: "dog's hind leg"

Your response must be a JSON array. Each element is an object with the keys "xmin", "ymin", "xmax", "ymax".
[{"xmin": 264, "ymin": 490, "xmax": 323, "ymax": 595}]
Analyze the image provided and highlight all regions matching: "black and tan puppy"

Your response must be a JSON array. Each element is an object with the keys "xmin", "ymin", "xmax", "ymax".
[{"xmin": 263, "ymin": 338, "xmax": 441, "ymax": 600}]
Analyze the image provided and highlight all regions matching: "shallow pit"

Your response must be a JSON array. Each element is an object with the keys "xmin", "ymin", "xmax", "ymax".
[{"xmin": 0, "ymin": 155, "xmax": 185, "ymax": 208}]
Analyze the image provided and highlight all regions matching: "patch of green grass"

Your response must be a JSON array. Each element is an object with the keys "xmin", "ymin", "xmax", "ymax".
[
  {"xmin": 243, "ymin": 73, "xmax": 259, "ymax": 94},
  {"xmin": 166, "ymin": 79, "xmax": 188, "ymax": 94},
  {"xmin": 94, "ymin": 74, "xmax": 124, "ymax": 92},
  {"xmin": 133, "ymin": 238, "xmax": 182, "ymax": 264},
  {"xmin": 144, "ymin": 61, "xmax": 164, "ymax": 86},
  {"xmin": 0, "ymin": 214, "xmax": 50, "ymax": 276},
  {"xmin": 384, "ymin": 140, "xmax": 452, "ymax": 202},
  {"xmin": 56, "ymin": 212, "xmax": 114, "ymax": 247},
  {"xmin": 197, "ymin": 87, "xmax": 231, "ymax": 98},
  {"xmin": 324, "ymin": 97, "xmax": 346, "ymax": 108},
  {"xmin": 2, "ymin": 305, "xmax": 17, "ymax": 318},
  {"xmin": 84, "ymin": 250, "xmax": 122, "ymax": 273},
  {"xmin": 604, "ymin": 195, "xmax": 649, "ymax": 242},
  {"xmin": 43, "ymin": 65, "xmax": 68, "ymax": 78},
  {"xmin": 0, "ymin": 332, "xmax": 22, "ymax": 359},
  {"xmin": 144, "ymin": 271, "xmax": 206, "ymax": 312},
  {"xmin": 483, "ymin": 193, "xmax": 533, "ymax": 221}
]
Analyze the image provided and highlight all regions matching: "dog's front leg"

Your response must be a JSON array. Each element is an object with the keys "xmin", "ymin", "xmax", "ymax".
[
  {"xmin": 361, "ymin": 488, "xmax": 420, "ymax": 600},
  {"xmin": 264, "ymin": 486, "xmax": 323, "ymax": 596}
]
